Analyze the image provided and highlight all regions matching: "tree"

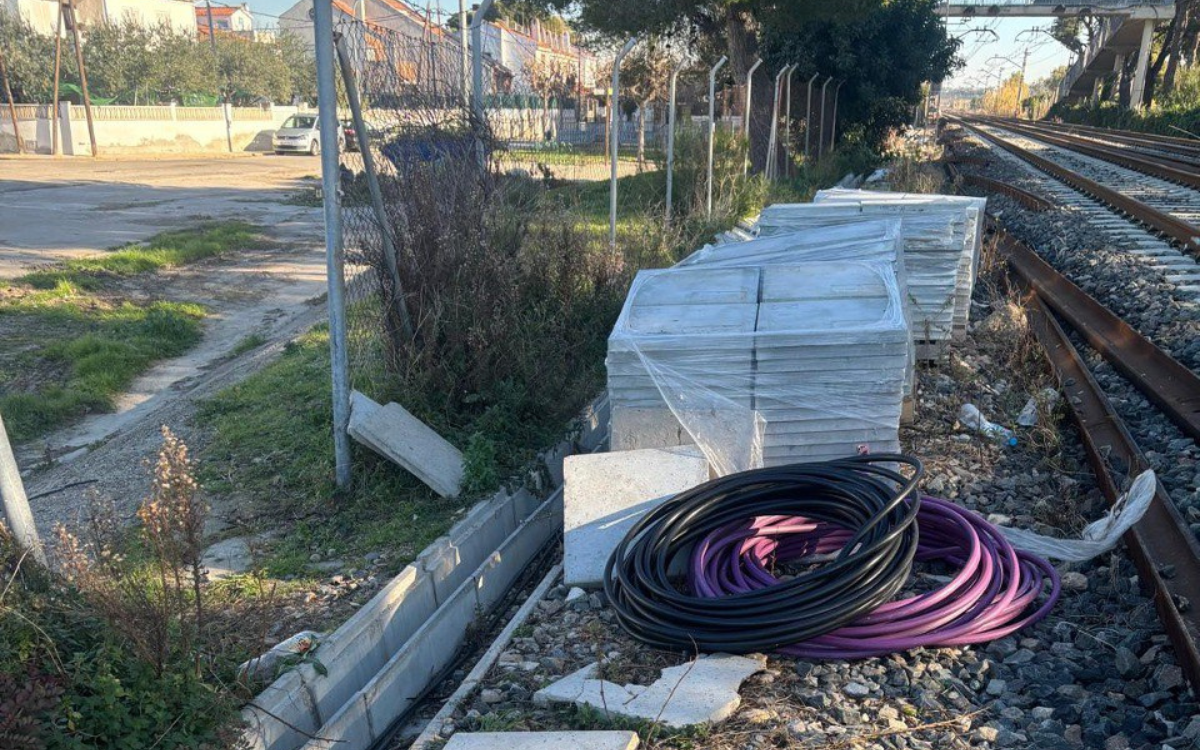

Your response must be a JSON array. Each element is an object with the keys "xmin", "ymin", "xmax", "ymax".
[
  {"xmin": 0, "ymin": 9, "xmax": 55, "ymax": 102},
  {"xmin": 758, "ymin": 0, "xmax": 959, "ymax": 149},
  {"xmin": 622, "ymin": 38, "xmax": 674, "ymax": 169}
]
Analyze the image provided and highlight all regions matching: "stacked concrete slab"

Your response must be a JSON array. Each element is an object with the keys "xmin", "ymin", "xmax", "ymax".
[
  {"xmin": 607, "ymin": 261, "xmax": 908, "ymax": 470},
  {"xmin": 758, "ymin": 197, "xmax": 977, "ymax": 348},
  {"xmin": 814, "ymin": 189, "xmax": 986, "ymax": 342}
]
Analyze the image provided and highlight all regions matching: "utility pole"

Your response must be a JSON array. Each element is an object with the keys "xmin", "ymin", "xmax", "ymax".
[
  {"xmin": 65, "ymin": 0, "xmax": 97, "ymax": 156},
  {"xmin": 313, "ymin": 0, "xmax": 352, "ymax": 489},
  {"xmin": 204, "ymin": 0, "xmax": 234, "ymax": 152},
  {"xmin": 51, "ymin": 0, "xmax": 63, "ymax": 156},
  {"xmin": 1015, "ymin": 47, "xmax": 1029, "ymax": 119},
  {"xmin": 0, "ymin": 48, "xmax": 23, "ymax": 154}
]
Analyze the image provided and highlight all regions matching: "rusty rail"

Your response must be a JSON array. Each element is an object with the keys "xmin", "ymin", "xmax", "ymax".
[
  {"xmin": 1018, "ymin": 281, "xmax": 1200, "ymax": 694},
  {"xmin": 998, "ymin": 230, "xmax": 1200, "ymax": 443},
  {"xmin": 948, "ymin": 117, "xmax": 1200, "ymax": 257}
]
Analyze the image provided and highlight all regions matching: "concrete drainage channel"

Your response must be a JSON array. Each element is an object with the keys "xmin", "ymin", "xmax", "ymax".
[{"xmin": 241, "ymin": 394, "xmax": 610, "ymax": 750}]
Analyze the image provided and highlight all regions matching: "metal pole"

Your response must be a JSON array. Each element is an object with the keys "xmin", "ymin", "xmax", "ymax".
[
  {"xmin": 51, "ymin": 1, "xmax": 62, "ymax": 156},
  {"xmin": 742, "ymin": 57, "xmax": 762, "ymax": 176},
  {"xmin": 1015, "ymin": 47, "xmax": 1028, "ymax": 118},
  {"xmin": 706, "ymin": 55, "xmax": 728, "ymax": 219},
  {"xmin": 609, "ymin": 37, "xmax": 636, "ymax": 249},
  {"xmin": 829, "ymin": 79, "xmax": 844, "ymax": 153},
  {"xmin": 0, "ymin": 49, "xmax": 23, "ymax": 154},
  {"xmin": 334, "ymin": 33, "xmax": 415, "ymax": 342},
  {"xmin": 204, "ymin": 0, "xmax": 234, "ymax": 153},
  {"xmin": 65, "ymin": 0, "xmax": 96, "ymax": 157},
  {"xmin": 459, "ymin": 0, "xmax": 469, "ymax": 108},
  {"xmin": 803, "ymin": 72, "xmax": 818, "ymax": 163},
  {"xmin": 313, "ymin": 0, "xmax": 352, "ymax": 490},
  {"xmin": 765, "ymin": 66, "xmax": 785, "ymax": 181},
  {"xmin": 784, "ymin": 64, "xmax": 796, "ymax": 178},
  {"xmin": 0, "ymin": 413, "xmax": 45, "ymax": 566},
  {"xmin": 665, "ymin": 58, "xmax": 686, "ymax": 228},
  {"xmin": 470, "ymin": 0, "xmax": 495, "ymax": 169},
  {"xmin": 816, "ymin": 75, "xmax": 831, "ymax": 160}
]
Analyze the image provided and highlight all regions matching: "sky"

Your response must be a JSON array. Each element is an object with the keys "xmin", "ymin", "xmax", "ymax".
[
  {"xmin": 238, "ymin": 0, "xmax": 1075, "ymax": 91},
  {"xmin": 943, "ymin": 17, "xmax": 1075, "ymax": 93}
]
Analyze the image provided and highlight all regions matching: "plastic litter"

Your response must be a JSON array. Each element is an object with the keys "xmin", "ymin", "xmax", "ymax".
[
  {"xmin": 959, "ymin": 403, "xmax": 1017, "ymax": 445},
  {"xmin": 999, "ymin": 470, "xmax": 1157, "ymax": 563},
  {"xmin": 1016, "ymin": 387, "xmax": 1061, "ymax": 427}
]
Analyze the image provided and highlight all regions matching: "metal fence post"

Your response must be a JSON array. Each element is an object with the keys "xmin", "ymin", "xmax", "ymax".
[
  {"xmin": 470, "ymin": 0, "xmax": 496, "ymax": 170},
  {"xmin": 459, "ymin": 0, "xmax": 469, "ymax": 108},
  {"xmin": 742, "ymin": 57, "xmax": 762, "ymax": 176},
  {"xmin": 665, "ymin": 58, "xmax": 687, "ymax": 228},
  {"xmin": 784, "ymin": 64, "xmax": 797, "ymax": 178},
  {"xmin": 313, "ymin": 0, "xmax": 352, "ymax": 489},
  {"xmin": 765, "ymin": 65, "xmax": 786, "ymax": 181},
  {"xmin": 609, "ymin": 37, "xmax": 636, "ymax": 249},
  {"xmin": 0, "ymin": 413, "xmax": 44, "ymax": 565},
  {"xmin": 804, "ymin": 72, "xmax": 818, "ymax": 163},
  {"xmin": 816, "ymin": 75, "xmax": 832, "ymax": 160},
  {"xmin": 706, "ymin": 55, "xmax": 728, "ymax": 219},
  {"xmin": 829, "ymin": 79, "xmax": 845, "ymax": 154}
]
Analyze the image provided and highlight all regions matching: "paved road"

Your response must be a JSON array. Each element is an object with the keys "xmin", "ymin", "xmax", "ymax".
[{"xmin": 0, "ymin": 154, "xmax": 322, "ymax": 278}]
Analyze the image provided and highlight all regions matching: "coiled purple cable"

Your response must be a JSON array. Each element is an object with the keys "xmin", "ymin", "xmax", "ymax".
[{"xmin": 689, "ymin": 496, "xmax": 1061, "ymax": 659}]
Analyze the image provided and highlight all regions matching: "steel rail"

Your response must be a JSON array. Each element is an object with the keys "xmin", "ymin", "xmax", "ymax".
[
  {"xmin": 1015, "ymin": 270, "xmax": 1200, "ymax": 695},
  {"xmin": 1005, "ymin": 119, "xmax": 1200, "ymax": 173},
  {"xmin": 969, "ymin": 116, "xmax": 1200, "ymax": 191},
  {"xmin": 948, "ymin": 117, "xmax": 1200, "ymax": 256},
  {"xmin": 996, "ymin": 229, "xmax": 1200, "ymax": 444},
  {"xmin": 1026, "ymin": 118, "xmax": 1200, "ymax": 158}
]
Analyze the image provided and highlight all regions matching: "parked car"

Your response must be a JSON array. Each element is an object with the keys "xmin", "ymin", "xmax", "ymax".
[
  {"xmin": 340, "ymin": 119, "xmax": 359, "ymax": 152},
  {"xmin": 273, "ymin": 114, "xmax": 342, "ymax": 156}
]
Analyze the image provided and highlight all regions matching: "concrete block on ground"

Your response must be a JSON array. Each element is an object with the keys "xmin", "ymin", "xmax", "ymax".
[
  {"xmin": 241, "ymin": 671, "xmax": 320, "ymax": 750},
  {"xmin": 297, "ymin": 693, "xmax": 373, "ymax": 750},
  {"xmin": 443, "ymin": 731, "xmax": 639, "ymax": 750},
  {"xmin": 348, "ymin": 392, "xmax": 463, "ymax": 498},
  {"xmin": 201, "ymin": 536, "xmax": 253, "ymax": 580},
  {"xmin": 534, "ymin": 654, "xmax": 766, "ymax": 728},
  {"xmin": 610, "ymin": 405, "xmax": 694, "ymax": 452},
  {"xmin": 473, "ymin": 496, "xmax": 557, "ymax": 612},
  {"xmin": 563, "ymin": 446, "xmax": 708, "ymax": 587}
]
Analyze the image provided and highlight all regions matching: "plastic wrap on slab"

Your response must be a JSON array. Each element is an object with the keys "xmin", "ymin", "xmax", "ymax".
[
  {"xmin": 756, "ymin": 203, "xmax": 965, "ymax": 344},
  {"xmin": 673, "ymin": 219, "xmax": 915, "ymax": 397},
  {"xmin": 813, "ymin": 190, "xmax": 987, "ymax": 337},
  {"xmin": 607, "ymin": 261, "xmax": 909, "ymax": 476}
]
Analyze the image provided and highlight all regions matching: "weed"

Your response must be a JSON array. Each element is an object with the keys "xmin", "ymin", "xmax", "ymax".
[
  {"xmin": 230, "ymin": 333, "xmax": 268, "ymax": 357},
  {"xmin": 19, "ymin": 221, "xmax": 267, "ymax": 291}
]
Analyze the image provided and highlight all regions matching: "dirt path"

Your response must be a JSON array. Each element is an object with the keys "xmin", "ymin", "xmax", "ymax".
[{"xmin": 0, "ymin": 154, "xmax": 331, "ymax": 536}]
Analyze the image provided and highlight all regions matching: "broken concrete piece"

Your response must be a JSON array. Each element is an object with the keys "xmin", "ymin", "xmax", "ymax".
[
  {"xmin": 349, "ymin": 391, "xmax": 464, "ymax": 498},
  {"xmin": 534, "ymin": 653, "xmax": 766, "ymax": 728},
  {"xmin": 563, "ymin": 446, "xmax": 709, "ymax": 587},
  {"xmin": 443, "ymin": 731, "xmax": 640, "ymax": 750},
  {"xmin": 200, "ymin": 536, "xmax": 253, "ymax": 580}
]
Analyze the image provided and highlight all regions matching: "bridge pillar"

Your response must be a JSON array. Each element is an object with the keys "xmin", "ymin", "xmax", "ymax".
[
  {"xmin": 1111, "ymin": 52, "xmax": 1125, "ymax": 103},
  {"xmin": 1129, "ymin": 18, "xmax": 1156, "ymax": 109}
]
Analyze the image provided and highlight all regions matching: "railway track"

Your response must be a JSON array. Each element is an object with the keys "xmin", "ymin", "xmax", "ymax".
[{"xmin": 941, "ymin": 119, "xmax": 1200, "ymax": 692}]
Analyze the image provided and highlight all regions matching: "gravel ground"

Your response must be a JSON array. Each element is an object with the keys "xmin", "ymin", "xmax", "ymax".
[
  {"xmin": 944, "ymin": 128, "xmax": 1200, "ymax": 545},
  {"xmin": 415, "ymin": 245, "xmax": 1200, "ymax": 749}
]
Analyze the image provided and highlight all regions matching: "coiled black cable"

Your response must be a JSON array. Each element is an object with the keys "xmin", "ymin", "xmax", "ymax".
[{"xmin": 603, "ymin": 453, "xmax": 923, "ymax": 653}]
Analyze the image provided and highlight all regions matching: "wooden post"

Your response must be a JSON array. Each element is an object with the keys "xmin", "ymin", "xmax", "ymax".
[
  {"xmin": 0, "ymin": 48, "xmax": 23, "ymax": 154},
  {"xmin": 0, "ymin": 414, "xmax": 45, "ymax": 566},
  {"xmin": 65, "ymin": 0, "xmax": 97, "ymax": 156},
  {"xmin": 51, "ymin": 0, "xmax": 63, "ymax": 156}
]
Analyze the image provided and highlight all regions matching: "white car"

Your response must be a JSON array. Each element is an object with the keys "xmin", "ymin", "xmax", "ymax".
[{"xmin": 273, "ymin": 114, "xmax": 343, "ymax": 156}]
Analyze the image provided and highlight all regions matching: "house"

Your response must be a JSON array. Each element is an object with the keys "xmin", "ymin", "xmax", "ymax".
[
  {"xmin": 195, "ymin": 2, "xmax": 255, "ymax": 38},
  {"xmin": 2, "ymin": 0, "xmax": 197, "ymax": 35}
]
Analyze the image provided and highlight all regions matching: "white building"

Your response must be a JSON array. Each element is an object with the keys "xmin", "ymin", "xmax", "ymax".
[{"xmin": 3, "ymin": 0, "xmax": 197, "ymax": 35}]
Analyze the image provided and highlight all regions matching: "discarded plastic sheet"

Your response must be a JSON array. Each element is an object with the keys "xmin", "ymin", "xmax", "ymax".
[
  {"xmin": 959, "ymin": 403, "xmax": 1016, "ymax": 445},
  {"xmin": 999, "ymin": 470, "xmax": 1157, "ymax": 563}
]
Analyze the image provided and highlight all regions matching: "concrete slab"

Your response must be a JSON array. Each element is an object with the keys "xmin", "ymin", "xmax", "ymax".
[
  {"xmin": 563, "ymin": 446, "xmax": 709, "ymax": 587},
  {"xmin": 534, "ymin": 654, "xmax": 767, "ymax": 728},
  {"xmin": 201, "ymin": 536, "xmax": 253, "ymax": 580},
  {"xmin": 349, "ymin": 392, "xmax": 464, "ymax": 498},
  {"xmin": 443, "ymin": 732, "xmax": 639, "ymax": 750}
]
